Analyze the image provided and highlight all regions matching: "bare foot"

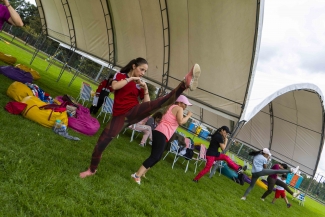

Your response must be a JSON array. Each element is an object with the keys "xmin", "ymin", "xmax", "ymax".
[{"xmin": 80, "ymin": 168, "xmax": 96, "ymax": 178}]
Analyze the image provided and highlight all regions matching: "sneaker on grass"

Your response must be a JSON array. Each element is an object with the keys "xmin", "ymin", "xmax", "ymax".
[
  {"xmin": 241, "ymin": 197, "xmax": 246, "ymax": 200},
  {"xmin": 293, "ymin": 191, "xmax": 300, "ymax": 198},
  {"xmin": 131, "ymin": 173, "xmax": 141, "ymax": 185}
]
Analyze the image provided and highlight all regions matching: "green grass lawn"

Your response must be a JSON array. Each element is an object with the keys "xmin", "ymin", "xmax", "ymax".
[{"xmin": 0, "ymin": 40, "xmax": 325, "ymax": 216}]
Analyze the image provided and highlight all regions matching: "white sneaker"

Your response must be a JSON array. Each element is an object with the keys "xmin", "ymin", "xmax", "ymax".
[
  {"xmin": 241, "ymin": 197, "xmax": 246, "ymax": 200},
  {"xmin": 291, "ymin": 166, "xmax": 299, "ymax": 174},
  {"xmin": 131, "ymin": 173, "xmax": 141, "ymax": 185},
  {"xmin": 184, "ymin": 64, "xmax": 201, "ymax": 91},
  {"xmin": 148, "ymin": 141, "xmax": 152, "ymax": 145},
  {"xmin": 139, "ymin": 143, "xmax": 145, "ymax": 147},
  {"xmin": 260, "ymin": 198, "xmax": 265, "ymax": 201},
  {"xmin": 293, "ymin": 191, "xmax": 300, "ymax": 198}
]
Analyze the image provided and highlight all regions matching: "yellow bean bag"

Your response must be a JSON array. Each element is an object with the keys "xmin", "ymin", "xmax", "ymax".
[
  {"xmin": 0, "ymin": 52, "xmax": 17, "ymax": 65},
  {"xmin": 21, "ymin": 96, "xmax": 68, "ymax": 128},
  {"xmin": 256, "ymin": 179, "xmax": 268, "ymax": 190},
  {"xmin": 7, "ymin": 81, "xmax": 34, "ymax": 102},
  {"xmin": 15, "ymin": 64, "xmax": 41, "ymax": 80}
]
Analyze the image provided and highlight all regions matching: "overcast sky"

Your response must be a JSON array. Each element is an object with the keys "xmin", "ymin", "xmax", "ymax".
[
  {"xmin": 25, "ymin": 0, "xmax": 325, "ymax": 177},
  {"xmin": 254, "ymin": 0, "xmax": 325, "ymax": 177}
]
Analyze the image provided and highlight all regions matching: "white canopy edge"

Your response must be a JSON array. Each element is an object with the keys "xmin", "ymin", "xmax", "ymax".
[{"xmin": 240, "ymin": 83, "xmax": 325, "ymax": 123}]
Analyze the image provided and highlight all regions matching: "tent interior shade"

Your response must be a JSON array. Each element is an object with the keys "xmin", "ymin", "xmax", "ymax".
[
  {"xmin": 237, "ymin": 84, "xmax": 325, "ymax": 176},
  {"xmin": 35, "ymin": 0, "xmax": 325, "ymax": 176}
]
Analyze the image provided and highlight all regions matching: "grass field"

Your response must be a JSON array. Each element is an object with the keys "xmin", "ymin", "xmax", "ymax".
[{"xmin": 1, "ymin": 39, "xmax": 325, "ymax": 216}]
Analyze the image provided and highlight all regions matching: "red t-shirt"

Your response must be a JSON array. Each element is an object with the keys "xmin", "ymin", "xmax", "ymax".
[{"xmin": 112, "ymin": 72, "xmax": 144, "ymax": 116}]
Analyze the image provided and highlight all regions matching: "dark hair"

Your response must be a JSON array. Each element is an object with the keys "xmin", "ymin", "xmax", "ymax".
[
  {"xmin": 281, "ymin": 174, "xmax": 287, "ymax": 179},
  {"xmin": 209, "ymin": 128, "xmax": 222, "ymax": 137},
  {"xmin": 120, "ymin": 57, "xmax": 148, "ymax": 74},
  {"xmin": 107, "ymin": 74, "xmax": 114, "ymax": 85},
  {"xmin": 249, "ymin": 150, "xmax": 263, "ymax": 156},
  {"xmin": 280, "ymin": 163, "xmax": 288, "ymax": 169},
  {"xmin": 152, "ymin": 111, "xmax": 162, "ymax": 120}
]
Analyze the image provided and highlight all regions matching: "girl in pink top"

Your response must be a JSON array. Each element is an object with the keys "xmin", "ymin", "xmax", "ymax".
[{"xmin": 131, "ymin": 95, "xmax": 193, "ymax": 185}]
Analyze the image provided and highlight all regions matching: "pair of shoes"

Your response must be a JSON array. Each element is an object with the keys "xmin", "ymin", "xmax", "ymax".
[
  {"xmin": 241, "ymin": 197, "xmax": 246, "ymax": 200},
  {"xmin": 139, "ymin": 143, "xmax": 145, "ymax": 147},
  {"xmin": 287, "ymin": 203, "xmax": 292, "ymax": 208},
  {"xmin": 184, "ymin": 64, "xmax": 201, "ymax": 91},
  {"xmin": 237, "ymin": 165, "xmax": 247, "ymax": 174},
  {"xmin": 290, "ymin": 165, "xmax": 299, "ymax": 174},
  {"xmin": 293, "ymin": 191, "xmax": 300, "ymax": 198},
  {"xmin": 260, "ymin": 198, "xmax": 265, "ymax": 201},
  {"xmin": 131, "ymin": 173, "xmax": 141, "ymax": 185},
  {"xmin": 192, "ymin": 179, "xmax": 198, "ymax": 183}
]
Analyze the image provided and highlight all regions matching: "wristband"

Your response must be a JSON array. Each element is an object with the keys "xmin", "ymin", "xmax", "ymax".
[
  {"xmin": 125, "ymin": 78, "xmax": 129, "ymax": 83},
  {"xmin": 144, "ymin": 92, "xmax": 149, "ymax": 95},
  {"xmin": 6, "ymin": 4, "xmax": 11, "ymax": 8}
]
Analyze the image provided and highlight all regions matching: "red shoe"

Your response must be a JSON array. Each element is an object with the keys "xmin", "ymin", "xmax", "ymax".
[{"xmin": 184, "ymin": 64, "xmax": 201, "ymax": 91}]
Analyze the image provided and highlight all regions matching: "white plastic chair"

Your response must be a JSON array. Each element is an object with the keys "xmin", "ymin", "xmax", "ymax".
[
  {"xmin": 96, "ymin": 96, "xmax": 114, "ymax": 123},
  {"xmin": 297, "ymin": 193, "xmax": 305, "ymax": 206},
  {"xmin": 194, "ymin": 145, "xmax": 207, "ymax": 174},
  {"xmin": 76, "ymin": 82, "xmax": 92, "ymax": 106},
  {"xmin": 122, "ymin": 124, "xmax": 144, "ymax": 143},
  {"xmin": 163, "ymin": 140, "xmax": 179, "ymax": 161}
]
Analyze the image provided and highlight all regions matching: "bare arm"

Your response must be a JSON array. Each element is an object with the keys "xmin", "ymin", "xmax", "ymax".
[
  {"xmin": 219, "ymin": 137, "xmax": 228, "ymax": 151},
  {"xmin": 111, "ymin": 77, "xmax": 141, "ymax": 90},
  {"xmin": 2, "ymin": 0, "xmax": 23, "ymax": 27},
  {"xmin": 174, "ymin": 106, "xmax": 192, "ymax": 125}
]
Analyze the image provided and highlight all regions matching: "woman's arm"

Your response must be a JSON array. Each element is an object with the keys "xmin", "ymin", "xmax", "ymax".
[
  {"xmin": 175, "ymin": 107, "xmax": 192, "ymax": 125},
  {"xmin": 3, "ymin": 0, "xmax": 23, "ymax": 27},
  {"xmin": 111, "ymin": 76, "xmax": 141, "ymax": 90}
]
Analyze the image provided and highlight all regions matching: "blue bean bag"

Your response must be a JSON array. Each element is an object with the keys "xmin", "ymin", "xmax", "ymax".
[{"xmin": 0, "ymin": 66, "xmax": 33, "ymax": 83}]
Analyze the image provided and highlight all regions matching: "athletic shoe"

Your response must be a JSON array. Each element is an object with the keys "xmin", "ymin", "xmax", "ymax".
[
  {"xmin": 260, "ymin": 198, "xmax": 265, "ymax": 201},
  {"xmin": 192, "ymin": 179, "xmax": 198, "ymax": 183},
  {"xmin": 293, "ymin": 191, "xmax": 300, "ymax": 198},
  {"xmin": 241, "ymin": 197, "xmax": 246, "ymax": 200},
  {"xmin": 291, "ymin": 166, "xmax": 299, "ymax": 174},
  {"xmin": 287, "ymin": 203, "xmax": 292, "ymax": 208},
  {"xmin": 148, "ymin": 141, "xmax": 152, "ymax": 145},
  {"xmin": 139, "ymin": 143, "xmax": 145, "ymax": 147},
  {"xmin": 237, "ymin": 165, "xmax": 247, "ymax": 174},
  {"xmin": 131, "ymin": 173, "xmax": 141, "ymax": 185},
  {"xmin": 184, "ymin": 64, "xmax": 201, "ymax": 91}
]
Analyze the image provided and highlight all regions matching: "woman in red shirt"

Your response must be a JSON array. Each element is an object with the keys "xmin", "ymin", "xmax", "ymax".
[{"xmin": 80, "ymin": 57, "xmax": 201, "ymax": 178}]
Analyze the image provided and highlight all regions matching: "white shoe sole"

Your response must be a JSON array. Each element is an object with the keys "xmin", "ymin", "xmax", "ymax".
[{"xmin": 189, "ymin": 64, "xmax": 201, "ymax": 91}]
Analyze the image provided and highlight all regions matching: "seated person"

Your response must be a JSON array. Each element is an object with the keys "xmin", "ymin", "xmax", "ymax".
[
  {"xmin": 145, "ymin": 112, "xmax": 162, "ymax": 130},
  {"xmin": 131, "ymin": 112, "xmax": 162, "ymax": 147}
]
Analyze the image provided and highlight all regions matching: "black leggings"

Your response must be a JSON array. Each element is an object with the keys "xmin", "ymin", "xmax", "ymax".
[
  {"xmin": 243, "ymin": 169, "xmax": 290, "ymax": 197},
  {"xmin": 142, "ymin": 131, "xmax": 167, "ymax": 168},
  {"xmin": 89, "ymin": 82, "xmax": 186, "ymax": 172},
  {"xmin": 261, "ymin": 176, "xmax": 293, "ymax": 199}
]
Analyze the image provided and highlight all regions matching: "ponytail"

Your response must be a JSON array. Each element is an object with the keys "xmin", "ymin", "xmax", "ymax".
[
  {"xmin": 120, "ymin": 57, "xmax": 148, "ymax": 74},
  {"xmin": 249, "ymin": 150, "xmax": 262, "ymax": 156},
  {"xmin": 209, "ymin": 128, "xmax": 222, "ymax": 137}
]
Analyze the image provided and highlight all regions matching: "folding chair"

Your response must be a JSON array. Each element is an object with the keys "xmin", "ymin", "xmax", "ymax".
[
  {"xmin": 96, "ymin": 96, "xmax": 114, "ymax": 123},
  {"xmin": 122, "ymin": 124, "xmax": 144, "ymax": 143},
  {"xmin": 76, "ymin": 82, "xmax": 92, "ymax": 106},
  {"xmin": 194, "ymin": 145, "xmax": 207, "ymax": 174},
  {"xmin": 163, "ymin": 140, "xmax": 179, "ymax": 161},
  {"xmin": 297, "ymin": 193, "xmax": 305, "ymax": 206}
]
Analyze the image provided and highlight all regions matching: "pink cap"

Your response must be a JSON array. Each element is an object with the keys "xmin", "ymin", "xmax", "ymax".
[{"xmin": 176, "ymin": 95, "xmax": 192, "ymax": 106}]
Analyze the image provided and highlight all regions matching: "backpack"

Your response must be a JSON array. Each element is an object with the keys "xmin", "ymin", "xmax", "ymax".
[{"xmin": 183, "ymin": 148, "xmax": 194, "ymax": 160}]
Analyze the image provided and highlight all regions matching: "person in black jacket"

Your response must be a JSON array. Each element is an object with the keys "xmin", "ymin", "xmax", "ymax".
[{"xmin": 193, "ymin": 126, "xmax": 246, "ymax": 183}]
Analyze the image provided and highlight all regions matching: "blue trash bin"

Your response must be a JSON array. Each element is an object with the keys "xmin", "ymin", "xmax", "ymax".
[{"xmin": 188, "ymin": 122, "xmax": 197, "ymax": 133}]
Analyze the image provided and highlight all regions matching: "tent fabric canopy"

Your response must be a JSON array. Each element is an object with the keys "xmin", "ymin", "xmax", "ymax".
[{"xmin": 34, "ymin": 0, "xmax": 324, "ymax": 176}]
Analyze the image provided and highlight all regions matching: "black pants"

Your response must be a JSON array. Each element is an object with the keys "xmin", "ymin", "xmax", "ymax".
[
  {"xmin": 89, "ymin": 97, "xmax": 104, "ymax": 114},
  {"xmin": 261, "ymin": 176, "xmax": 294, "ymax": 199},
  {"xmin": 142, "ymin": 130, "xmax": 168, "ymax": 169}
]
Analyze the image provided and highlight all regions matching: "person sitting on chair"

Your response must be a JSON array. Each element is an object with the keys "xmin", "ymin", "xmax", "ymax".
[
  {"xmin": 90, "ymin": 75, "xmax": 114, "ymax": 115},
  {"xmin": 145, "ymin": 111, "xmax": 163, "ymax": 131},
  {"xmin": 0, "ymin": 0, "xmax": 23, "ymax": 29}
]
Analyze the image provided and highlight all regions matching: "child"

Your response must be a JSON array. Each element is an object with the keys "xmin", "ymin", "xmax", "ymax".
[{"xmin": 272, "ymin": 174, "xmax": 292, "ymax": 208}]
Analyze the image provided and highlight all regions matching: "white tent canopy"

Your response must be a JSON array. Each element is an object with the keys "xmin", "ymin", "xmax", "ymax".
[{"xmin": 34, "ymin": 0, "xmax": 324, "ymax": 176}]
